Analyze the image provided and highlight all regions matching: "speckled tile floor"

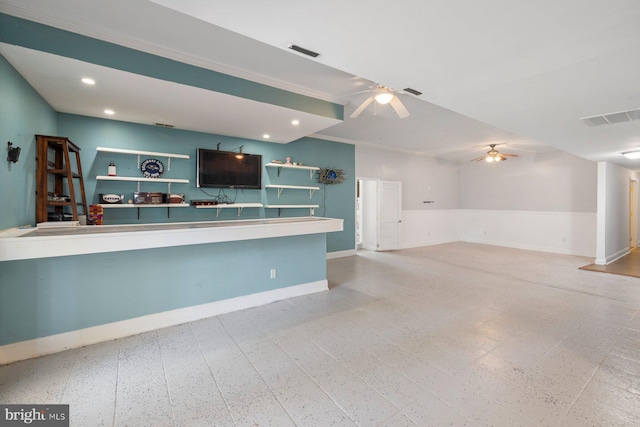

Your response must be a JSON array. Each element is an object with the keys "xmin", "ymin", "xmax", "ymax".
[{"xmin": 1, "ymin": 242, "xmax": 640, "ymax": 426}]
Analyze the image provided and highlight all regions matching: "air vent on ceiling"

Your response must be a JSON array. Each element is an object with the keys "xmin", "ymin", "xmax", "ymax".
[
  {"xmin": 580, "ymin": 107, "xmax": 640, "ymax": 127},
  {"xmin": 288, "ymin": 44, "xmax": 320, "ymax": 58},
  {"xmin": 155, "ymin": 123, "xmax": 174, "ymax": 128},
  {"xmin": 403, "ymin": 88, "xmax": 422, "ymax": 96}
]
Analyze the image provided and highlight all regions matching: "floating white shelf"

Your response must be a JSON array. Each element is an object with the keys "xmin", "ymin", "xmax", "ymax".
[
  {"xmin": 266, "ymin": 162, "xmax": 319, "ymax": 179},
  {"xmin": 265, "ymin": 204, "xmax": 319, "ymax": 216},
  {"xmin": 98, "ymin": 203, "xmax": 189, "ymax": 208},
  {"xmin": 96, "ymin": 147, "xmax": 190, "ymax": 219},
  {"xmin": 96, "ymin": 147, "xmax": 190, "ymax": 159},
  {"xmin": 195, "ymin": 203, "xmax": 263, "ymax": 217},
  {"xmin": 98, "ymin": 203, "xmax": 189, "ymax": 219},
  {"xmin": 96, "ymin": 146, "xmax": 189, "ymax": 172},
  {"xmin": 96, "ymin": 175, "xmax": 189, "ymax": 194},
  {"xmin": 96, "ymin": 175, "xmax": 189, "ymax": 184},
  {"xmin": 265, "ymin": 184, "xmax": 319, "ymax": 198}
]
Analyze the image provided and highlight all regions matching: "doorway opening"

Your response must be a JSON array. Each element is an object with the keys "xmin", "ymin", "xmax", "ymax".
[{"xmin": 356, "ymin": 178, "xmax": 402, "ymax": 251}]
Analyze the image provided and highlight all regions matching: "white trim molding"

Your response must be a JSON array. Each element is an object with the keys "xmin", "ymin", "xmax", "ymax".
[
  {"xmin": 327, "ymin": 249, "xmax": 357, "ymax": 259},
  {"xmin": 596, "ymin": 247, "xmax": 629, "ymax": 266},
  {"xmin": 0, "ymin": 280, "xmax": 328, "ymax": 365}
]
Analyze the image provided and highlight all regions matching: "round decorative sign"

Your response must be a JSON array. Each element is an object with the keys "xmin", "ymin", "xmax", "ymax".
[
  {"xmin": 140, "ymin": 158, "xmax": 164, "ymax": 178},
  {"xmin": 318, "ymin": 168, "xmax": 344, "ymax": 185}
]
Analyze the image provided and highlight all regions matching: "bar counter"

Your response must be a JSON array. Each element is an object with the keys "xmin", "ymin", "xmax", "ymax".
[{"xmin": 0, "ymin": 217, "xmax": 343, "ymax": 261}]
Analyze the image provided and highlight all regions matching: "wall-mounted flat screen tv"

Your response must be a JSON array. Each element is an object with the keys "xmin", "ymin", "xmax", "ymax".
[{"xmin": 197, "ymin": 148, "xmax": 262, "ymax": 189}]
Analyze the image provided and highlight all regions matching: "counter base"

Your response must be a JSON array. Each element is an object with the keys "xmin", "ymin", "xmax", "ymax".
[{"xmin": 0, "ymin": 279, "xmax": 327, "ymax": 365}]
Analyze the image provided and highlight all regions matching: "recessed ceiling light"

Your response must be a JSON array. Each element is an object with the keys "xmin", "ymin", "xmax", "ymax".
[
  {"xmin": 104, "ymin": 109, "xmax": 115, "ymax": 115},
  {"xmin": 291, "ymin": 120, "xmax": 300, "ymax": 126},
  {"xmin": 81, "ymin": 78, "xmax": 95, "ymax": 85},
  {"xmin": 263, "ymin": 134, "xmax": 270, "ymax": 139}
]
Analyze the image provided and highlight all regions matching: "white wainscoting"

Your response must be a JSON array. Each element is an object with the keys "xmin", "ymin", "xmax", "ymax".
[
  {"xmin": 400, "ymin": 210, "xmax": 460, "ymax": 249},
  {"xmin": 458, "ymin": 209, "xmax": 596, "ymax": 257}
]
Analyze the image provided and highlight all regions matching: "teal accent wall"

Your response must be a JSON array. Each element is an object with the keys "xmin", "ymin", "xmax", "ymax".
[
  {"xmin": 57, "ymin": 114, "xmax": 355, "ymax": 253},
  {"xmin": 0, "ymin": 14, "xmax": 355, "ymax": 349},
  {"xmin": 0, "ymin": 13, "xmax": 343, "ymax": 120},
  {"xmin": 284, "ymin": 138, "xmax": 356, "ymax": 253},
  {"xmin": 0, "ymin": 54, "xmax": 57, "ymax": 230},
  {"xmin": 0, "ymin": 234, "xmax": 326, "ymax": 345}
]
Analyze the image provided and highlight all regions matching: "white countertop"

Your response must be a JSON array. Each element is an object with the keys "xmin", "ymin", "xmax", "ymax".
[{"xmin": 0, "ymin": 217, "xmax": 343, "ymax": 261}]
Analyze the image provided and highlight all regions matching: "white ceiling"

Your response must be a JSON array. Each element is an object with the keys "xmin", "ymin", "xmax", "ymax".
[
  {"xmin": 1, "ymin": 0, "xmax": 639, "ymax": 167},
  {"xmin": 0, "ymin": 43, "xmax": 342, "ymax": 144}
]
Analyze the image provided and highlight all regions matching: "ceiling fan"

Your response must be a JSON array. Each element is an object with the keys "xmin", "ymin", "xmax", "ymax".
[
  {"xmin": 350, "ymin": 85, "xmax": 410, "ymax": 119},
  {"xmin": 472, "ymin": 144, "xmax": 518, "ymax": 163}
]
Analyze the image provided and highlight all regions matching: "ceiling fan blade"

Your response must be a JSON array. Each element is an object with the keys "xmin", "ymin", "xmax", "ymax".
[
  {"xmin": 390, "ymin": 96, "xmax": 410, "ymax": 118},
  {"xmin": 501, "ymin": 153, "xmax": 518, "ymax": 157},
  {"xmin": 471, "ymin": 156, "xmax": 487, "ymax": 162},
  {"xmin": 350, "ymin": 95, "xmax": 375, "ymax": 118}
]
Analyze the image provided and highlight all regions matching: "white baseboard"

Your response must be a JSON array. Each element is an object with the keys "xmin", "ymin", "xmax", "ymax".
[
  {"xmin": 401, "ymin": 237, "xmax": 458, "ymax": 250},
  {"xmin": 0, "ymin": 280, "xmax": 328, "ymax": 365},
  {"xmin": 595, "ymin": 247, "xmax": 630, "ymax": 265},
  {"xmin": 327, "ymin": 249, "xmax": 357, "ymax": 259}
]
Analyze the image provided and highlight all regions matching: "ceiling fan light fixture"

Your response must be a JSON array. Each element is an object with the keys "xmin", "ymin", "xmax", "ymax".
[
  {"xmin": 374, "ymin": 92, "xmax": 394, "ymax": 105},
  {"xmin": 622, "ymin": 150, "xmax": 640, "ymax": 159}
]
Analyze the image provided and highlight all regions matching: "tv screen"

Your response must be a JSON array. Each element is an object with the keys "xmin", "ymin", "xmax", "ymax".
[{"xmin": 197, "ymin": 148, "xmax": 262, "ymax": 189}]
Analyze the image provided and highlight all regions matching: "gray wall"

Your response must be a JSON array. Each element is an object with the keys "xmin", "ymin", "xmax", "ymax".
[
  {"xmin": 356, "ymin": 144, "xmax": 597, "ymax": 214},
  {"xmin": 596, "ymin": 161, "xmax": 637, "ymax": 263},
  {"xmin": 356, "ymin": 145, "xmax": 460, "ymax": 210},
  {"xmin": 460, "ymin": 150, "xmax": 597, "ymax": 212}
]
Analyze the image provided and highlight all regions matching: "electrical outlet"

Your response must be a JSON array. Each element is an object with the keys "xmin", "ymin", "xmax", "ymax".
[{"xmin": 270, "ymin": 269, "xmax": 277, "ymax": 279}]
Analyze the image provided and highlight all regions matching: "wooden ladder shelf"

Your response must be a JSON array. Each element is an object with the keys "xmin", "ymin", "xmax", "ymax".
[{"xmin": 36, "ymin": 135, "xmax": 88, "ymax": 223}]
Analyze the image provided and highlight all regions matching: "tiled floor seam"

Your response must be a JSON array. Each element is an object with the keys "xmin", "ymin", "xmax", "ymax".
[
  {"xmin": 112, "ymin": 343, "xmax": 122, "ymax": 427},
  {"xmin": 250, "ymin": 300, "xmax": 405, "ymax": 424},
  {"xmin": 245, "ymin": 311, "xmax": 364, "ymax": 425},
  {"xmin": 156, "ymin": 330, "xmax": 178, "ymax": 427},
  {"xmin": 266, "ymin": 334, "xmax": 360, "ymax": 425},
  {"xmin": 555, "ymin": 306, "xmax": 640, "ymax": 426},
  {"xmin": 278, "ymin": 298, "xmax": 476, "ymax": 421},
  {"xmin": 218, "ymin": 315, "xmax": 299, "ymax": 427},
  {"xmin": 189, "ymin": 321, "xmax": 238, "ymax": 427},
  {"xmin": 410, "ymin": 252, "xmax": 636, "ymax": 305}
]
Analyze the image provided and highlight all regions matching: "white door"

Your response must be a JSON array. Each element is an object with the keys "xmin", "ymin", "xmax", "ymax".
[
  {"xmin": 377, "ymin": 181, "xmax": 402, "ymax": 251},
  {"xmin": 361, "ymin": 179, "xmax": 379, "ymax": 250},
  {"xmin": 631, "ymin": 179, "xmax": 637, "ymax": 249}
]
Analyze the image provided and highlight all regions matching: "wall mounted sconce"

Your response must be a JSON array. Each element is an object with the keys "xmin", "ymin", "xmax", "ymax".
[{"xmin": 7, "ymin": 142, "xmax": 21, "ymax": 163}]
